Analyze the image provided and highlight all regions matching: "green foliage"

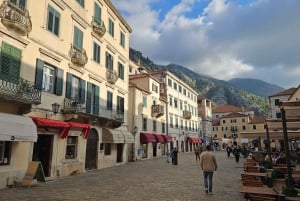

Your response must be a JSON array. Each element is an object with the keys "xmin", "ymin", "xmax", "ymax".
[
  {"xmin": 261, "ymin": 160, "xmax": 273, "ymax": 169},
  {"xmin": 282, "ymin": 186, "xmax": 298, "ymax": 197},
  {"xmin": 271, "ymin": 168, "xmax": 285, "ymax": 179}
]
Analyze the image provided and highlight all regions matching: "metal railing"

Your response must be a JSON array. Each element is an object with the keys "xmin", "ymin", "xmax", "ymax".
[
  {"xmin": 151, "ymin": 105, "xmax": 164, "ymax": 117},
  {"xmin": 0, "ymin": 75, "xmax": 41, "ymax": 104},
  {"xmin": 0, "ymin": 1, "xmax": 32, "ymax": 35}
]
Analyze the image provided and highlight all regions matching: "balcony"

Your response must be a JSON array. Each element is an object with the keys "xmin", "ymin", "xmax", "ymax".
[
  {"xmin": 0, "ymin": 1, "xmax": 32, "ymax": 36},
  {"xmin": 69, "ymin": 45, "xmax": 88, "ymax": 67},
  {"xmin": 91, "ymin": 17, "xmax": 106, "ymax": 38},
  {"xmin": 151, "ymin": 105, "xmax": 164, "ymax": 117},
  {"xmin": 62, "ymin": 98, "xmax": 85, "ymax": 113},
  {"xmin": 183, "ymin": 110, "xmax": 192, "ymax": 120},
  {"xmin": 106, "ymin": 69, "xmax": 118, "ymax": 84},
  {"xmin": 0, "ymin": 75, "xmax": 41, "ymax": 104}
]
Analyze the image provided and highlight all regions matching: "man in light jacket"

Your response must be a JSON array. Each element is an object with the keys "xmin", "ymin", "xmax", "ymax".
[{"xmin": 200, "ymin": 145, "xmax": 218, "ymax": 195}]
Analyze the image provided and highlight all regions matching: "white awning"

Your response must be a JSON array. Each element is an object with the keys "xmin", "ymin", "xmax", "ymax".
[
  {"xmin": 0, "ymin": 113, "xmax": 37, "ymax": 142},
  {"xmin": 102, "ymin": 128, "xmax": 124, "ymax": 143},
  {"xmin": 240, "ymin": 138, "xmax": 249, "ymax": 143},
  {"xmin": 121, "ymin": 130, "xmax": 134, "ymax": 143}
]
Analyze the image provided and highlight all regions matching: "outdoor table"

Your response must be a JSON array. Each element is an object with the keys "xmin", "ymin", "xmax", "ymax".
[{"xmin": 239, "ymin": 186, "xmax": 277, "ymax": 196}]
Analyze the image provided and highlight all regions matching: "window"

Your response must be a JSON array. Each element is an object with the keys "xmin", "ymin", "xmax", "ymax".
[
  {"xmin": 108, "ymin": 18, "xmax": 114, "ymax": 37},
  {"xmin": 143, "ymin": 96, "xmax": 147, "ymax": 107},
  {"xmin": 253, "ymin": 125, "xmax": 256, "ymax": 130},
  {"xmin": 174, "ymin": 98, "xmax": 178, "ymax": 108},
  {"xmin": 180, "ymin": 101, "xmax": 183, "ymax": 110},
  {"xmin": 222, "ymin": 120, "xmax": 225, "ymax": 123},
  {"xmin": 107, "ymin": 91, "xmax": 113, "ymax": 111},
  {"xmin": 274, "ymin": 99, "xmax": 280, "ymax": 106},
  {"xmin": 180, "ymin": 119, "xmax": 183, "ymax": 129},
  {"xmin": 142, "ymin": 118, "xmax": 147, "ymax": 131},
  {"xmin": 129, "ymin": 66, "xmax": 132, "ymax": 73},
  {"xmin": 173, "ymin": 82, "xmax": 177, "ymax": 90},
  {"xmin": 66, "ymin": 73, "xmax": 85, "ymax": 103},
  {"xmin": 73, "ymin": 26, "xmax": 83, "ymax": 50},
  {"xmin": 117, "ymin": 96, "xmax": 124, "ymax": 120},
  {"xmin": 162, "ymin": 123, "xmax": 165, "ymax": 133},
  {"xmin": 179, "ymin": 85, "xmax": 182, "ymax": 93},
  {"xmin": 0, "ymin": 141, "xmax": 11, "ymax": 165},
  {"xmin": 105, "ymin": 52, "xmax": 114, "ymax": 69},
  {"xmin": 76, "ymin": 0, "xmax": 84, "ymax": 7},
  {"xmin": 276, "ymin": 112, "xmax": 282, "ymax": 119},
  {"xmin": 169, "ymin": 96, "xmax": 173, "ymax": 106},
  {"xmin": 183, "ymin": 88, "xmax": 186, "ymax": 95},
  {"xmin": 86, "ymin": 82, "xmax": 99, "ymax": 115},
  {"xmin": 153, "ymin": 120, "xmax": 157, "ymax": 131},
  {"xmin": 175, "ymin": 117, "xmax": 178, "ymax": 128},
  {"xmin": 242, "ymin": 126, "xmax": 246, "ymax": 130},
  {"xmin": 47, "ymin": 5, "xmax": 60, "ymax": 36},
  {"xmin": 104, "ymin": 143, "xmax": 111, "ymax": 155},
  {"xmin": 9, "ymin": 0, "xmax": 26, "ymax": 10},
  {"xmin": 43, "ymin": 64, "xmax": 55, "ymax": 93},
  {"xmin": 120, "ymin": 31, "xmax": 125, "ymax": 48},
  {"xmin": 0, "ymin": 42, "xmax": 21, "ymax": 82},
  {"xmin": 168, "ymin": 78, "xmax": 172, "ymax": 86},
  {"xmin": 170, "ymin": 116, "xmax": 173, "ymax": 128},
  {"xmin": 93, "ymin": 2, "xmax": 101, "ymax": 24},
  {"xmin": 152, "ymin": 83, "xmax": 158, "ymax": 93},
  {"xmin": 65, "ymin": 136, "xmax": 77, "ymax": 159},
  {"xmin": 118, "ymin": 62, "xmax": 124, "ymax": 80},
  {"xmin": 93, "ymin": 42, "xmax": 101, "ymax": 64},
  {"xmin": 242, "ymin": 118, "xmax": 245, "ymax": 122}
]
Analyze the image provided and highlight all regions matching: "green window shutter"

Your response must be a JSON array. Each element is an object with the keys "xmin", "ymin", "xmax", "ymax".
[
  {"xmin": 55, "ymin": 68, "xmax": 63, "ymax": 96},
  {"xmin": 47, "ymin": 6, "xmax": 54, "ymax": 32},
  {"xmin": 19, "ymin": 0, "xmax": 26, "ymax": 9},
  {"xmin": 73, "ymin": 26, "xmax": 83, "ymax": 49},
  {"xmin": 54, "ymin": 10, "xmax": 60, "ymax": 36},
  {"xmin": 80, "ymin": 79, "xmax": 86, "ymax": 104},
  {"xmin": 35, "ymin": 59, "xmax": 44, "ymax": 90},
  {"xmin": 94, "ymin": 85, "xmax": 99, "ymax": 115},
  {"xmin": 94, "ymin": 3, "xmax": 101, "ymax": 23},
  {"xmin": 86, "ymin": 82, "xmax": 92, "ymax": 114},
  {"xmin": 1, "ymin": 42, "xmax": 21, "ymax": 83},
  {"xmin": 66, "ymin": 73, "xmax": 72, "ymax": 98}
]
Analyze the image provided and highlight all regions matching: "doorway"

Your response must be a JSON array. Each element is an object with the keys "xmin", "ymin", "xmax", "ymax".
[
  {"xmin": 153, "ymin": 143, "xmax": 157, "ymax": 157},
  {"xmin": 85, "ymin": 128, "xmax": 98, "ymax": 170},
  {"xmin": 32, "ymin": 134, "xmax": 53, "ymax": 177},
  {"xmin": 116, "ymin": 144, "xmax": 123, "ymax": 163}
]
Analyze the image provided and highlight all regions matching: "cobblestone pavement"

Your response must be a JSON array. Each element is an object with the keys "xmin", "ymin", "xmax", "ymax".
[{"xmin": 0, "ymin": 151, "xmax": 246, "ymax": 201}]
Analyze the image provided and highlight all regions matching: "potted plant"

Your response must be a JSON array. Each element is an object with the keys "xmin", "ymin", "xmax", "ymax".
[{"xmin": 282, "ymin": 186, "xmax": 300, "ymax": 200}]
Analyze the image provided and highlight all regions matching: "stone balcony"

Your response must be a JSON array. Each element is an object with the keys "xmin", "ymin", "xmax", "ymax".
[
  {"xmin": 106, "ymin": 69, "xmax": 118, "ymax": 84},
  {"xmin": 69, "ymin": 45, "xmax": 88, "ymax": 67},
  {"xmin": 91, "ymin": 17, "xmax": 106, "ymax": 38},
  {"xmin": 0, "ymin": 1, "xmax": 32, "ymax": 36},
  {"xmin": 183, "ymin": 110, "xmax": 192, "ymax": 120},
  {"xmin": 151, "ymin": 105, "xmax": 164, "ymax": 117}
]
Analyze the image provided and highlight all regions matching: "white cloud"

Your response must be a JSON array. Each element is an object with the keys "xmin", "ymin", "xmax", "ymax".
[{"xmin": 112, "ymin": 0, "xmax": 300, "ymax": 88}]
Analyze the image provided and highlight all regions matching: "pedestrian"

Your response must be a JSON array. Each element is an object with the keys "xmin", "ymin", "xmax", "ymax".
[
  {"xmin": 233, "ymin": 145, "xmax": 241, "ymax": 163},
  {"xmin": 200, "ymin": 145, "xmax": 218, "ymax": 195},
  {"xmin": 226, "ymin": 146, "xmax": 231, "ymax": 158},
  {"xmin": 172, "ymin": 147, "xmax": 178, "ymax": 165},
  {"xmin": 195, "ymin": 145, "xmax": 200, "ymax": 161},
  {"xmin": 166, "ymin": 149, "xmax": 170, "ymax": 163}
]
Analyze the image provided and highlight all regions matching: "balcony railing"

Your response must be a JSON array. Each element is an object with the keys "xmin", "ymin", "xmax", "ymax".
[
  {"xmin": 106, "ymin": 69, "xmax": 118, "ymax": 84},
  {"xmin": 91, "ymin": 16, "xmax": 106, "ymax": 38},
  {"xmin": 151, "ymin": 105, "xmax": 164, "ymax": 117},
  {"xmin": 62, "ymin": 98, "xmax": 85, "ymax": 113},
  {"xmin": 0, "ymin": 1, "xmax": 32, "ymax": 36},
  {"xmin": 0, "ymin": 75, "xmax": 41, "ymax": 104},
  {"xmin": 183, "ymin": 110, "xmax": 192, "ymax": 120},
  {"xmin": 69, "ymin": 45, "xmax": 88, "ymax": 67}
]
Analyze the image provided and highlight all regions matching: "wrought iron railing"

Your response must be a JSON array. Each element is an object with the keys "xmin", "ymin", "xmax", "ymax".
[
  {"xmin": 0, "ymin": 75, "xmax": 41, "ymax": 104},
  {"xmin": 69, "ymin": 45, "xmax": 88, "ymax": 67},
  {"xmin": 91, "ymin": 16, "xmax": 106, "ymax": 38},
  {"xmin": 151, "ymin": 105, "xmax": 164, "ymax": 117},
  {"xmin": 62, "ymin": 98, "xmax": 85, "ymax": 113},
  {"xmin": 0, "ymin": 1, "xmax": 32, "ymax": 35}
]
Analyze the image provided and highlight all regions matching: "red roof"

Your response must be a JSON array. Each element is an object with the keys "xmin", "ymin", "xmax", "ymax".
[
  {"xmin": 212, "ymin": 104, "xmax": 244, "ymax": 113},
  {"xmin": 269, "ymin": 87, "xmax": 297, "ymax": 97}
]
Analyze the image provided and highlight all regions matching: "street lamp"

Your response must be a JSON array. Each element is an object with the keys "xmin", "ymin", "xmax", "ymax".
[
  {"xmin": 132, "ymin": 126, "xmax": 138, "ymax": 161},
  {"xmin": 51, "ymin": 103, "xmax": 60, "ymax": 114}
]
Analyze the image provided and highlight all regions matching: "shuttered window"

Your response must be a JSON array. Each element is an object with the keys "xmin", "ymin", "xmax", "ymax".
[
  {"xmin": 9, "ymin": 0, "xmax": 26, "ymax": 10},
  {"xmin": 75, "ymin": 0, "xmax": 84, "ymax": 8},
  {"xmin": 118, "ymin": 62, "xmax": 124, "ymax": 80},
  {"xmin": 120, "ymin": 31, "xmax": 125, "ymax": 48},
  {"xmin": 73, "ymin": 26, "xmax": 83, "ymax": 50},
  {"xmin": 86, "ymin": 82, "xmax": 99, "ymax": 115},
  {"xmin": 66, "ymin": 73, "xmax": 86, "ymax": 103},
  {"xmin": 108, "ymin": 18, "xmax": 114, "ymax": 37},
  {"xmin": 47, "ymin": 5, "xmax": 60, "ymax": 36},
  {"xmin": 107, "ymin": 91, "xmax": 113, "ymax": 111},
  {"xmin": 93, "ymin": 42, "xmax": 100, "ymax": 64},
  {"xmin": 105, "ymin": 52, "xmax": 114, "ymax": 69},
  {"xmin": 94, "ymin": 2, "xmax": 101, "ymax": 24},
  {"xmin": 0, "ymin": 42, "xmax": 21, "ymax": 83}
]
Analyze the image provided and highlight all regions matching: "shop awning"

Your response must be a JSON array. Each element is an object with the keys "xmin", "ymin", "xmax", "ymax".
[
  {"xmin": 189, "ymin": 137, "xmax": 201, "ymax": 143},
  {"xmin": 69, "ymin": 122, "xmax": 91, "ymax": 139},
  {"xmin": 31, "ymin": 117, "xmax": 70, "ymax": 139},
  {"xmin": 240, "ymin": 138, "xmax": 249, "ymax": 144},
  {"xmin": 102, "ymin": 128, "xmax": 124, "ymax": 143},
  {"xmin": 154, "ymin": 134, "xmax": 165, "ymax": 143},
  {"xmin": 0, "ymin": 113, "xmax": 37, "ymax": 142},
  {"xmin": 162, "ymin": 135, "xmax": 173, "ymax": 142},
  {"xmin": 140, "ymin": 133, "xmax": 157, "ymax": 144},
  {"xmin": 121, "ymin": 130, "xmax": 134, "ymax": 143}
]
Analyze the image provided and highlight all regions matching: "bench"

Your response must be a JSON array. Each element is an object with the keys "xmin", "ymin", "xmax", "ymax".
[
  {"xmin": 240, "ymin": 186, "xmax": 278, "ymax": 201},
  {"xmin": 245, "ymin": 166, "xmax": 260, "ymax": 173},
  {"xmin": 247, "ymin": 194, "xmax": 277, "ymax": 201}
]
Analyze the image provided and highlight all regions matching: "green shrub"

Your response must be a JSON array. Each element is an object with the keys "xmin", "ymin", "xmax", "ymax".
[
  {"xmin": 261, "ymin": 160, "xmax": 273, "ymax": 169},
  {"xmin": 282, "ymin": 186, "xmax": 298, "ymax": 197},
  {"xmin": 271, "ymin": 168, "xmax": 285, "ymax": 179}
]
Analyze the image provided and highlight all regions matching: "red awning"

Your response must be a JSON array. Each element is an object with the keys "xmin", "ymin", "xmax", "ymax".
[
  {"xmin": 162, "ymin": 135, "xmax": 173, "ymax": 142},
  {"xmin": 189, "ymin": 137, "xmax": 201, "ymax": 143},
  {"xmin": 153, "ymin": 134, "xmax": 165, "ymax": 143},
  {"xmin": 31, "ymin": 117, "xmax": 70, "ymax": 138},
  {"xmin": 68, "ymin": 122, "xmax": 91, "ymax": 139},
  {"xmin": 140, "ymin": 133, "xmax": 157, "ymax": 143}
]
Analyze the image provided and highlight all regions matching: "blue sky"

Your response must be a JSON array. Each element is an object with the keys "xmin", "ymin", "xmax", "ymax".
[{"xmin": 111, "ymin": 0, "xmax": 300, "ymax": 89}]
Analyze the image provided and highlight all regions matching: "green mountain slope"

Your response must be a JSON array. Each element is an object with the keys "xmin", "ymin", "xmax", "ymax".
[{"xmin": 130, "ymin": 48, "xmax": 283, "ymax": 116}]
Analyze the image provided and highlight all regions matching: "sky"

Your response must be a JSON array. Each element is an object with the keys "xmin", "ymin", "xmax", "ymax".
[{"xmin": 111, "ymin": 0, "xmax": 300, "ymax": 89}]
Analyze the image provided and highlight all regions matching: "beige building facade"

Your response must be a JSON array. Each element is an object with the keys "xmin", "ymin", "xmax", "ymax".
[{"xmin": 0, "ymin": 0, "xmax": 132, "ymax": 189}]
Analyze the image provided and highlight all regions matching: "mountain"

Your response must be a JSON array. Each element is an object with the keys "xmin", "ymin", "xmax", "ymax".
[
  {"xmin": 228, "ymin": 78, "xmax": 284, "ymax": 98},
  {"xmin": 129, "ymin": 48, "xmax": 284, "ymax": 116}
]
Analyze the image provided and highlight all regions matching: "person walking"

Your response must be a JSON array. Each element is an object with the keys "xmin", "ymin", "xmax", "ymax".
[
  {"xmin": 172, "ymin": 147, "xmax": 178, "ymax": 165},
  {"xmin": 200, "ymin": 145, "xmax": 218, "ymax": 195},
  {"xmin": 195, "ymin": 145, "xmax": 200, "ymax": 161}
]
